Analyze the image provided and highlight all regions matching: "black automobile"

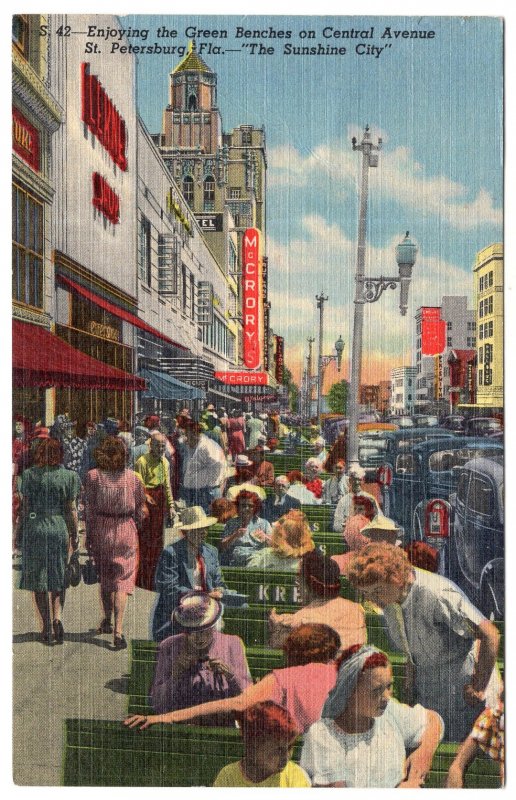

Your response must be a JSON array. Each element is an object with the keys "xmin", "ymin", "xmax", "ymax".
[
  {"xmin": 440, "ymin": 415, "xmax": 466, "ymax": 434},
  {"xmin": 464, "ymin": 417, "xmax": 503, "ymax": 438}
]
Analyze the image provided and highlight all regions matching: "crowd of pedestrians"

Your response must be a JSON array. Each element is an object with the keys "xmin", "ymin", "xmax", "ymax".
[{"xmin": 12, "ymin": 406, "xmax": 504, "ymax": 786}]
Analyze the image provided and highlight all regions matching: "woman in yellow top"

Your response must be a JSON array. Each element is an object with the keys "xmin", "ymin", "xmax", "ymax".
[{"xmin": 135, "ymin": 434, "xmax": 175, "ymax": 590}]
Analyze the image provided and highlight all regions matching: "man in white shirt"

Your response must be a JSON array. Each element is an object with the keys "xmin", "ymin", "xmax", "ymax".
[{"xmin": 180, "ymin": 420, "xmax": 228, "ymax": 512}]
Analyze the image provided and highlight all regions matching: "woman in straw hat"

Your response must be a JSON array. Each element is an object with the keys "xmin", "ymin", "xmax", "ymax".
[
  {"xmin": 150, "ymin": 592, "xmax": 251, "ymax": 724},
  {"xmin": 246, "ymin": 509, "xmax": 314, "ymax": 572},
  {"xmin": 152, "ymin": 506, "xmax": 226, "ymax": 642}
]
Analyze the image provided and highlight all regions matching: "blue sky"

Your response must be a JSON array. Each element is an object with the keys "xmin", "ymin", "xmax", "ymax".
[{"xmin": 122, "ymin": 14, "xmax": 503, "ymax": 383}]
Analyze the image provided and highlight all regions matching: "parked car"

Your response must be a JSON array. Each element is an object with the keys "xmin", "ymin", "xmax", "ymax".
[
  {"xmin": 385, "ymin": 436, "xmax": 503, "ymax": 539},
  {"xmin": 387, "ymin": 415, "xmax": 414, "ymax": 428},
  {"xmin": 440, "ymin": 415, "xmax": 466, "ymax": 434},
  {"xmin": 464, "ymin": 417, "xmax": 503, "ymax": 437},
  {"xmin": 412, "ymin": 414, "xmax": 439, "ymax": 427},
  {"xmin": 447, "ymin": 455, "xmax": 504, "ymax": 618}
]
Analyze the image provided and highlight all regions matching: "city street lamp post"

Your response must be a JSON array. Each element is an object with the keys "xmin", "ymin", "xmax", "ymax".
[{"xmin": 348, "ymin": 126, "xmax": 418, "ymax": 470}]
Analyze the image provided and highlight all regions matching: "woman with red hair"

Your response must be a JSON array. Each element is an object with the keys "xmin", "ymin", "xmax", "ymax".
[
  {"xmin": 14, "ymin": 438, "xmax": 80, "ymax": 644},
  {"xmin": 300, "ymin": 644, "xmax": 443, "ymax": 787}
]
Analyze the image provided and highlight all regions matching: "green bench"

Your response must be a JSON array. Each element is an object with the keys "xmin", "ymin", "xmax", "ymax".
[
  {"xmin": 126, "ymin": 639, "xmax": 408, "ymax": 716},
  {"xmin": 220, "ymin": 567, "xmax": 356, "ymax": 605},
  {"xmin": 63, "ymin": 719, "xmax": 501, "ymax": 787}
]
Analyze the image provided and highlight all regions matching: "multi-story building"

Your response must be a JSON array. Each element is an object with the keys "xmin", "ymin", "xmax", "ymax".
[
  {"xmin": 12, "ymin": 14, "xmax": 64, "ymax": 424},
  {"xmin": 153, "ymin": 41, "xmax": 272, "ymax": 381},
  {"xmin": 474, "ymin": 243, "xmax": 503, "ymax": 408},
  {"xmin": 415, "ymin": 297, "xmax": 475, "ymax": 411},
  {"xmin": 390, "ymin": 367, "xmax": 417, "ymax": 416}
]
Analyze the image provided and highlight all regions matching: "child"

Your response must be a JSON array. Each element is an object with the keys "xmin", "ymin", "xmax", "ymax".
[
  {"xmin": 213, "ymin": 701, "xmax": 310, "ymax": 787},
  {"xmin": 445, "ymin": 696, "xmax": 504, "ymax": 787}
]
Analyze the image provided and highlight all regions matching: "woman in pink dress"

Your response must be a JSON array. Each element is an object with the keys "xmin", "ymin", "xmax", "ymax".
[
  {"xmin": 226, "ymin": 408, "xmax": 246, "ymax": 460},
  {"xmin": 85, "ymin": 436, "xmax": 147, "ymax": 650},
  {"xmin": 124, "ymin": 623, "xmax": 340, "ymax": 734}
]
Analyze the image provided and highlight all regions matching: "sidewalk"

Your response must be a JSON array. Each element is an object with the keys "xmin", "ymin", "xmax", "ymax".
[{"xmin": 12, "ymin": 557, "xmax": 156, "ymax": 786}]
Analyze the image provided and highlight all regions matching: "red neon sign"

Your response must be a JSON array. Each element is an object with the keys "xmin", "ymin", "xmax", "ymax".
[
  {"xmin": 243, "ymin": 228, "xmax": 262, "ymax": 369},
  {"xmin": 12, "ymin": 107, "xmax": 40, "ymax": 172},
  {"xmin": 81, "ymin": 63, "xmax": 127, "ymax": 171},
  {"xmin": 92, "ymin": 173, "xmax": 120, "ymax": 224},
  {"xmin": 214, "ymin": 371, "xmax": 269, "ymax": 385}
]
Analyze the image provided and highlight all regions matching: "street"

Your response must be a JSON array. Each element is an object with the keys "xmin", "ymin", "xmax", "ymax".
[{"xmin": 12, "ymin": 554, "xmax": 156, "ymax": 786}]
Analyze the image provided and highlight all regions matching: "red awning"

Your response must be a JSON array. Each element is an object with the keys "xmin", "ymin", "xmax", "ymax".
[
  {"xmin": 57, "ymin": 274, "xmax": 188, "ymax": 350},
  {"xmin": 12, "ymin": 320, "xmax": 146, "ymax": 391}
]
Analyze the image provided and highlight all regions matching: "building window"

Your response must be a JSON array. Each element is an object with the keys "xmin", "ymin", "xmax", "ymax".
[
  {"xmin": 12, "ymin": 183, "xmax": 44, "ymax": 309},
  {"xmin": 229, "ymin": 187, "xmax": 241, "ymax": 199},
  {"xmin": 182, "ymin": 263, "xmax": 187, "ymax": 310},
  {"xmin": 12, "ymin": 15, "xmax": 29, "ymax": 58},
  {"xmin": 183, "ymin": 176, "xmax": 194, "ymax": 206},
  {"xmin": 203, "ymin": 176, "xmax": 215, "ymax": 211},
  {"xmin": 190, "ymin": 274, "xmax": 195, "ymax": 321},
  {"xmin": 138, "ymin": 215, "xmax": 151, "ymax": 286}
]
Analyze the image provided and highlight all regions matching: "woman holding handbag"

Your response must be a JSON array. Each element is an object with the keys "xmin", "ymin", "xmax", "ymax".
[{"xmin": 84, "ymin": 436, "xmax": 148, "ymax": 650}]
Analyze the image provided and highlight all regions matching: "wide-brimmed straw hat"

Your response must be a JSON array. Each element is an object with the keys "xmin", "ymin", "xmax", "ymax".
[
  {"xmin": 179, "ymin": 506, "xmax": 218, "ymax": 531},
  {"xmin": 172, "ymin": 591, "xmax": 222, "ymax": 631}
]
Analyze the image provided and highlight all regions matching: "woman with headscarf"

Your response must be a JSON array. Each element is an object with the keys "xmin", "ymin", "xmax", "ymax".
[
  {"xmin": 14, "ymin": 438, "xmax": 80, "ymax": 644},
  {"xmin": 246, "ymin": 510, "xmax": 315, "ymax": 572},
  {"xmin": 268, "ymin": 550, "xmax": 366, "ymax": 653},
  {"xmin": 125, "ymin": 623, "xmax": 341, "ymax": 735},
  {"xmin": 84, "ymin": 436, "xmax": 147, "ymax": 649},
  {"xmin": 300, "ymin": 644, "xmax": 443, "ymax": 787},
  {"xmin": 347, "ymin": 542, "xmax": 502, "ymax": 742}
]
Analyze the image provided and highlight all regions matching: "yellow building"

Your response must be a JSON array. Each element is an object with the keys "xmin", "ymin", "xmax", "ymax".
[{"xmin": 473, "ymin": 243, "xmax": 503, "ymax": 408}]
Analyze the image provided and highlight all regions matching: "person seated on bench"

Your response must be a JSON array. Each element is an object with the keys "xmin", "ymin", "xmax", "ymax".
[
  {"xmin": 124, "ymin": 623, "xmax": 340, "ymax": 734},
  {"xmin": 300, "ymin": 644, "xmax": 443, "ymax": 787},
  {"xmin": 152, "ymin": 506, "xmax": 226, "ymax": 642},
  {"xmin": 246, "ymin": 509, "xmax": 315, "ymax": 572},
  {"xmin": 331, "ymin": 495, "xmax": 377, "ymax": 576},
  {"xmin": 347, "ymin": 543, "xmax": 502, "ymax": 742},
  {"xmin": 262, "ymin": 475, "xmax": 301, "ymax": 523},
  {"xmin": 213, "ymin": 701, "xmax": 310, "ymax": 787},
  {"xmin": 219, "ymin": 490, "xmax": 272, "ymax": 567},
  {"xmin": 150, "ymin": 592, "xmax": 252, "ymax": 725},
  {"xmin": 268, "ymin": 550, "xmax": 366, "ymax": 654}
]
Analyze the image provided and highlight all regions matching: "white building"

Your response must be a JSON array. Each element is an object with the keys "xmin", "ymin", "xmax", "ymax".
[{"xmin": 390, "ymin": 367, "xmax": 417, "ymax": 416}]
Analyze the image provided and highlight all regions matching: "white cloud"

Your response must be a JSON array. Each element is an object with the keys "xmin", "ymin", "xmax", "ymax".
[{"xmin": 268, "ymin": 139, "xmax": 502, "ymax": 230}]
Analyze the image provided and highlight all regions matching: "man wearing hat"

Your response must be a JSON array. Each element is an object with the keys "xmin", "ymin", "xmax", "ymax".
[
  {"xmin": 152, "ymin": 507, "xmax": 226, "ymax": 642},
  {"xmin": 150, "ymin": 592, "xmax": 252, "ymax": 719}
]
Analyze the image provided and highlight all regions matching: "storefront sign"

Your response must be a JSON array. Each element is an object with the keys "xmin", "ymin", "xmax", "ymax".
[
  {"xmin": 275, "ymin": 335, "xmax": 284, "ymax": 384},
  {"xmin": 88, "ymin": 320, "xmax": 120, "ymax": 341},
  {"xmin": 81, "ymin": 63, "xmax": 127, "ymax": 171},
  {"xmin": 12, "ymin": 107, "xmax": 40, "ymax": 171},
  {"xmin": 421, "ymin": 307, "xmax": 445, "ymax": 355},
  {"xmin": 215, "ymin": 371, "xmax": 269, "ymax": 385},
  {"xmin": 195, "ymin": 213, "xmax": 223, "ymax": 232},
  {"xmin": 92, "ymin": 172, "xmax": 120, "ymax": 224},
  {"xmin": 166, "ymin": 189, "xmax": 192, "ymax": 234},
  {"xmin": 243, "ymin": 228, "xmax": 262, "ymax": 369}
]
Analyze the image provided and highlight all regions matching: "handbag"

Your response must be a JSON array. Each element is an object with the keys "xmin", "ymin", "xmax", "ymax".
[
  {"xmin": 82, "ymin": 556, "xmax": 99, "ymax": 585},
  {"xmin": 65, "ymin": 550, "xmax": 81, "ymax": 588}
]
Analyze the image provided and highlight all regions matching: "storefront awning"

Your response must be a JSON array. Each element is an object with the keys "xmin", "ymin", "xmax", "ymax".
[
  {"xmin": 57, "ymin": 274, "xmax": 188, "ymax": 350},
  {"xmin": 13, "ymin": 320, "xmax": 146, "ymax": 391},
  {"xmin": 139, "ymin": 369, "xmax": 206, "ymax": 401}
]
